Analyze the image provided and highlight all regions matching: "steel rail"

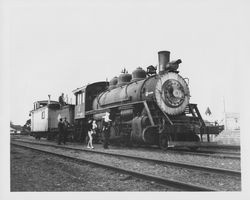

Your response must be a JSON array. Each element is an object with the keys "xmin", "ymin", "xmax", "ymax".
[
  {"xmin": 11, "ymin": 141, "xmax": 217, "ymax": 191},
  {"xmin": 12, "ymin": 139, "xmax": 241, "ymax": 177},
  {"xmin": 188, "ymin": 150, "xmax": 240, "ymax": 156},
  {"xmin": 129, "ymin": 145, "xmax": 241, "ymax": 159},
  {"xmin": 168, "ymin": 149, "xmax": 240, "ymax": 160},
  {"xmin": 198, "ymin": 145, "xmax": 240, "ymax": 150}
]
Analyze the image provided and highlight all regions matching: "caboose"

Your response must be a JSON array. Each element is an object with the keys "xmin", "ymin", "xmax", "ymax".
[
  {"xmin": 73, "ymin": 51, "xmax": 224, "ymax": 149},
  {"xmin": 30, "ymin": 100, "xmax": 75, "ymax": 140}
]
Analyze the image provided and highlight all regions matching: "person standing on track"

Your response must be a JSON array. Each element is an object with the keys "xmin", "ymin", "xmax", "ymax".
[{"xmin": 57, "ymin": 118, "xmax": 64, "ymax": 145}]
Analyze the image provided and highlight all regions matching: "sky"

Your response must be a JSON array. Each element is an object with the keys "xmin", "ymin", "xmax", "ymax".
[{"xmin": 2, "ymin": 0, "xmax": 248, "ymax": 125}]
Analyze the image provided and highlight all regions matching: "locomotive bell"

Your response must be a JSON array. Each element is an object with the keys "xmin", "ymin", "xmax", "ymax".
[{"xmin": 158, "ymin": 51, "xmax": 170, "ymax": 74}]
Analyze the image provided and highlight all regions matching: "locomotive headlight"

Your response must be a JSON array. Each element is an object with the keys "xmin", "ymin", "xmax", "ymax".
[
  {"xmin": 173, "ymin": 89, "xmax": 183, "ymax": 98},
  {"xmin": 155, "ymin": 72, "xmax": 190, "ymax": 115}
]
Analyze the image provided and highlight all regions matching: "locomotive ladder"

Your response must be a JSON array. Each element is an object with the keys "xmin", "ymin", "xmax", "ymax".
[
  {"xmin": 146, "ymin": 101, "xmax": 173, "ymax": 126},
  {"xmin": 188, "ymin": 104, "xmax": 208, "ymax": 142}
]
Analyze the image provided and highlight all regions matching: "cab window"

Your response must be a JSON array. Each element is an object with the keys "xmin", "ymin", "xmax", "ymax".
[
  {"xmin": 41, "ymin": 111, "xmax": 45, "ymax": 119},
  {"xmin": 76, "ymin": 92, "xmax": 85, "ymax": 105},
  {"xmin": 81, "ymin": 92, "xmax": 85, "ymax": 104}
]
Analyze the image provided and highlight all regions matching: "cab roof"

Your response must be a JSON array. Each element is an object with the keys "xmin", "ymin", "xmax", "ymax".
[
  {"xmin": 72, "ymin": 86, "xmax": 86, "ymax": 94},
  {"xmin": 34, "ymin": 100, "xmax": 60, "ymax": 105}
]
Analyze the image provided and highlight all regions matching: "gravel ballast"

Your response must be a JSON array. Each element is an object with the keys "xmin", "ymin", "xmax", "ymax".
[
  {"xmin": 12, "ymin": 141, "xmax": 241, "ymax": 191},
  {"xmin": 11, "ymin": 145, "xmax": 177, "ymax": 191},
  {"xmin": 13, "ymin": 136, "xmax": 241, "ymax": 171}
]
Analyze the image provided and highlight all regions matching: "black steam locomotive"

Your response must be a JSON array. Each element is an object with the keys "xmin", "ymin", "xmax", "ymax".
[{"xmin": 30, "ymin": 51, "xmax": 223, "ymax": 149}]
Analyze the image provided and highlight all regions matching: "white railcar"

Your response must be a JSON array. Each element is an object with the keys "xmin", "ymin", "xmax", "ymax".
[{"xmin": 30, "ymin": 100, "xmax": 74, "ymax": 139}]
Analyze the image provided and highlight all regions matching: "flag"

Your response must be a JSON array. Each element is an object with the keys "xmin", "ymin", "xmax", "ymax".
[{"xmin": 205, "ymin": 107, "xmax": 212, "ymax": 115}]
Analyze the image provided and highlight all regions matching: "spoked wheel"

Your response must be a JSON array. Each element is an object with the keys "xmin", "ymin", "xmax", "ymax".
[{"xmin": 159, "ymin": 134, "xmax": 170, "ymax": 150}]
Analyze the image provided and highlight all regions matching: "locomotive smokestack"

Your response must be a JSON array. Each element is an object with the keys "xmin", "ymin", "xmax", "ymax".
[{"xmin": 158, "ymin": 51, "xmax": 170, "ymax": 74}]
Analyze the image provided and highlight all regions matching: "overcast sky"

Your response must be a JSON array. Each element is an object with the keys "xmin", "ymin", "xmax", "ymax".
[{"xmin": 3, "ymin": 0, "xmax": 248, "ymax": 125}]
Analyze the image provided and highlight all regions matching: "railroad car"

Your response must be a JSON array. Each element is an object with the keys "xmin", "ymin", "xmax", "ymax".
[{"xmin": 30, "ymin": 100, "xmax": 75, "ymax": 140}]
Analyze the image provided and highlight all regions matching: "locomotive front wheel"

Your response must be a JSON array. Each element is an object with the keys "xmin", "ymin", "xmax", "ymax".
[{"xmin": 159, "ymin": 134, "xmax": 169, "ymax": 150}]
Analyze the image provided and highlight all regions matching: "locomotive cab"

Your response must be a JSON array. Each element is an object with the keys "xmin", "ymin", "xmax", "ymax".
[
  {"xmin": 73, "ymin": 81, "xmax": 108, "ymax": 120},
  {"xmin": 73, "ymin": 81, "xmax": 108, "ymax": 142}
]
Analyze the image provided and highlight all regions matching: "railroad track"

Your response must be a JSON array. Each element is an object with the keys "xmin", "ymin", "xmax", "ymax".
[
  {"xmin": 198, "ymin": 145, "xmax": 240, "ymax": 150},
  {"xmin": 11, "ymin": 140, "xmax": 241, "ymax": 191},
  {"xmin": 12, "ymin": 136, "xmax": 240, "ymax": 160},
  {"xmin": 130, "ymin": 144, "xmax": 241, "ymax": 159},
  {"xmin": 131, "ymin": 144, "xmax": 241, "ymax": 159},
  {"xmin": 12, "ymin": 139, "xmax": 241, "ymax": 177},
  {"xmin": 168, "ymin": 149, "xmax": 240, "ymax": 160},
  {"xmin": 194, "ymin": 150, "xmax": 240, "ymax": 156}
]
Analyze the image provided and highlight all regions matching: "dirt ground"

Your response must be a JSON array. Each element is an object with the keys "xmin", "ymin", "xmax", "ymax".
[{"xmin": 10, "ymin": 144, "xmax": 176, "ymax": 191}]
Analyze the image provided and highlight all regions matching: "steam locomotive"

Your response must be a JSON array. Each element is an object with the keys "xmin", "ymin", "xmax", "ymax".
[{"xmin": 30, "ymin": 51, "xmax": 223, "ymax": 149}]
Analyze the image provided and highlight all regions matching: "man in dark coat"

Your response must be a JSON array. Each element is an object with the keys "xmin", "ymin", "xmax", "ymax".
[
  {"xmin": 58, "ymin": 118, "xmax": 64, "ymax": 145},
  {"xmin": 58, "ymin": 93, "xmax": 66, "ymax": 107},
  {"xmin": 102, "ymin": 121, "xmax": 110, "ymax": 149},
  {"xmin": 63, "ymin": 117, "xmax": 69, "ymax": 145},
  {"xmin": 102, "ymin": 112, "xmax": 112, "ymax": 149}
]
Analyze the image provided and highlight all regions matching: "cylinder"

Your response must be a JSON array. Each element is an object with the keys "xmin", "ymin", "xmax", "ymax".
[
  {"xmin": 120, "ymin": 109, "xmax": 133, "ymax": 121},
  {"xmin": 158, "ymin": 51, "xmax": 170, "ymax": 74}
]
